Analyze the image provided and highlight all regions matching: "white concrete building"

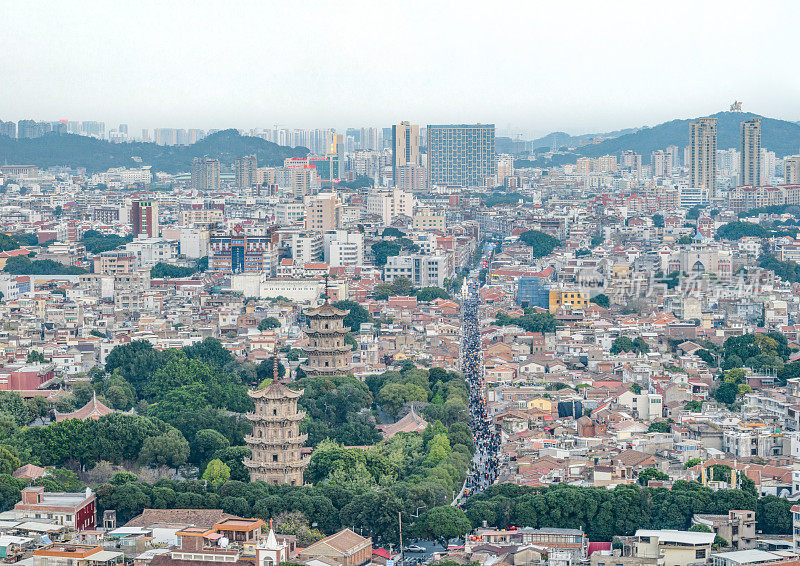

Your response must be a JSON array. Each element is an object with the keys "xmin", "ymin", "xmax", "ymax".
[
  {"xmin": 125, "ymin": 237, "xmax": 179, "ymax": 268},
  {"xmin": 275, "ymin": 202, "xmax": 305, "ymax": 226},
  {"xmin": 179, "ymin": 228, "xmax": 210, "ymax": 259},
  {"xmin": 366, "ymin": 188, "xmax": 414, "ymax": 225},
  {"xmin": 290, "ymin": 233, "xmax": 323, "ymax": 264},
  {"xmin": 323, "ymin": 230, "xmax": 364, "ymax": 267},
  {"xmin": 383, "ymin": 253, "xmax": 454, "ymax": 288}
]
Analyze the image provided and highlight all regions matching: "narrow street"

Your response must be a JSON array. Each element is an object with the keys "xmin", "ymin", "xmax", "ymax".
[{"xmin": 457, "ymin": 253, "xmax": 501, "ymax": 502}]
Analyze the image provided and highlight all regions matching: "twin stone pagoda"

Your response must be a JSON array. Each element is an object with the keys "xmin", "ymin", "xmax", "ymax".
[{"xmin": 244, "ymin": 300, "xmax": 350, "ymax": 485}]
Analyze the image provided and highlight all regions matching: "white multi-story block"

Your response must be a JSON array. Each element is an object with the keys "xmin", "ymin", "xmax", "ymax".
[{"xmin": 323, "ymin": 230, "xmax": 364, "ymax": 267}]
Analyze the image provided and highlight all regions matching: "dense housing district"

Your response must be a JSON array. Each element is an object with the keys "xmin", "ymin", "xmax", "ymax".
[{"xmin": 3, "ymin": 111, "xmax": 800, "ymax": 566}]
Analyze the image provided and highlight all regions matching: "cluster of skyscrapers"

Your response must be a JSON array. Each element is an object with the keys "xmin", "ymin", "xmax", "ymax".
[
  {"xmin": 182, "ymin": 122, "xmax": 500, "ymax": 192},
  {"xmin": 0, "ymin": 119, "xmax": 114, "ymax": 140}
]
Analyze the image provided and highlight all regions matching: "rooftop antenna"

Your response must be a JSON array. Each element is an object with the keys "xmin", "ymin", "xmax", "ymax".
[{"xmin": 323, "ymin": 273, "xmax": 330, "ymax": 304}]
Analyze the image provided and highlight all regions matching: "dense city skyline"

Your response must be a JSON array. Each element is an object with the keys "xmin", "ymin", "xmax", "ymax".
[{"xmin": 3, "ymin": 1, "xmax": 800, "ymax": 136}]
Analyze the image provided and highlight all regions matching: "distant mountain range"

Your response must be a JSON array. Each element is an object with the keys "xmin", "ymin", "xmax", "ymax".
[
  {"xmin": 496, "ymin": 127, "xmax": 641, "ymax": 154},
  {"xmin": 522, "ymin": 112, "xmax": 800, "ymax": 166},
  {"xmin": 0, "ymin": 129, "xmax": 308, "ymax": 173}
]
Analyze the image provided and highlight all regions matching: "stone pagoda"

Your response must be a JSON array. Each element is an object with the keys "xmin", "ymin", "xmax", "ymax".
[
  {"xmin": 243, "ymin": 380, "xmax": 308, "ymax": 485},
  {"xmin": 300, "ymin": 301, "xmax": 351, "ymax": 378}
]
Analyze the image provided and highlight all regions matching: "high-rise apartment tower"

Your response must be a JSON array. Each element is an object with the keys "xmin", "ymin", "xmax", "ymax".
[
  {"xmin": 234, "ymin": 155, "xmax": 258, "ymax": 189},
  {"xmin": 689, "ymin": 117, "xmax": 717, "ymax": 199},
  {"xmin": 740, "ymin": 118, "xmax": 761, "ymax": 186},
  {"xmin": 427, "ymin": 124, "xmax": 496, "ymax": 188},
  {"xmin": 130, "ymin": 200, "xmax": 159, "ymax": 238},
  {"xmin": 191, "ymin": 157, "xmax": 221, "ymax": 191},
  {"xmin": 392, "ymin": 121, "xmax": 420, "ymax": 186}
]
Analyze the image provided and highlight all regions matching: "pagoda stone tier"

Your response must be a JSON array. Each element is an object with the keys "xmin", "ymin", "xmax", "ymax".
[
  {"xmin": 299, "ymin": 302, "xmax": 351, "ymax": 378},
  {"xmin": 243, "ymin": 381, "xmax": 308, "ymax": 486}
]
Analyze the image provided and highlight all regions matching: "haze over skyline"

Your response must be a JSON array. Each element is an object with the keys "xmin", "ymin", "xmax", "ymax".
[{"xmin": 3, "ymin": 0, "xmax": 800, "ymax": 138}]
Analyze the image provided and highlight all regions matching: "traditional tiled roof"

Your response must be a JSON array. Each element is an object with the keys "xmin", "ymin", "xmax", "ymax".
[
  {"xmin": 13, "ymin": 463, "xmax": 47, "ymax": 480},
  {"xmin": 124, "ymin": 509, "xmax": 232, "ymax": 530},
  {"xmin": 301, "ymin": 528, "xmax": 370, "ymax": 555},
  {"xmin": 54, "ymin": 392, "xmax": 114, "ymax": 422},
  {"xmin": 248, "ymin": 380, "xmax": 303, "ymax": 400},
  {"xmin": 378, "ymin": 406, "xmax": 428, "ymax": 439}
]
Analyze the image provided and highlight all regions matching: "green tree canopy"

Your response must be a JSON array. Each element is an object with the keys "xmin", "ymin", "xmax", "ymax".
[
  {"xmin": 611, "ymin": 336, "xmax": 649, "ymax": 355},
  {"xmin": 716, "ymin": 221, "xmax": 768, "ymax": 240},
  {"xmin": 637, "ymin": 468, "xmax": 669, "ymax": 486},
  {"xmin": 333, "ymin": 300, "xmax": 373, "ymax": 332},
  {"xmin": 418, "ymin": 506, "xmax": 472, "ymax": 547},
  {"xmin": 519, "ymin": 230, "xmax": 560, "ymax": 257},
  {"xmin": 258, "ymin": 317, "xmax": 281, "ymax": 331},
  {"xmin": 416, "ymin": 287, "xmax": 451, "ymax": 302},
  {"xmin": 201, "ymin": 459, "xmax": 231, "ymax": 487},
  {"xmin": 150, "ymin": 263, "xmax": 198, "ymax": 279}
]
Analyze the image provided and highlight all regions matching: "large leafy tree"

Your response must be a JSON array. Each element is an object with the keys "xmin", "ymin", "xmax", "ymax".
[
  {"xmin": 519, "ymin": 230, "xmax": 559, "ymax": 257},
  {"xmin": 416, "ymin": 287, "xmax": 451, "ymax": 302},
  {"xmin": 202, "ymin": 459, "xmax": 231, "ymax": 487},
  {"xmin": 191, "ymin": 429, "xmax": 230, "ymax": 466},
  {"xmin": 757, "ymin": 495, "xmax": 793, "ymax": 534},
  {"xmin": 139, "ymin": 428, "xmax": 190, "ymax": 468},
  {"xmin": 610, "ymin": 336, "xmax": 649, "ymax": 355},
  {"xmin": 150, "ymin": 263, "xmax": 198, "ymax": 279},
  {"xmin": 417, "ymin": 506, "xmax": 472, "ymax": 547},
  {"xmin": 495, "ymin": 311, "xmax": 557, "ymax": 333},
  {"xmin": 637, "ymin": 467, "xmax": 669, "ymax": 486},
  {"xmin": 0, "ymin": 474, "xmax": 25, "ymax": 512},
  {"xmin": 377, "ymin": 382, "xmax": 427, "ymax": 418},
  {"xmin": 258, "ymin": 317, "xmax": 281, "ymax": 331},
  {"xmin": 333, "ymin": 300, "xmax": 373, "ymax": 332}
]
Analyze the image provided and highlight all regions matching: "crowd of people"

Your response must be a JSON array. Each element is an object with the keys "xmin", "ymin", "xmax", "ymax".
[{"xmin": 460, "ymin": 271, "xmax": 501, "ymax": 499}]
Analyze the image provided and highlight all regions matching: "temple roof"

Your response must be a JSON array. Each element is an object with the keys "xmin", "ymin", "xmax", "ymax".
[
  {"xmin": 54, "ymin": 392, "xmax": 115, "ymax": 422},
  {"xmin": 378, "ymin": 405, "xmax": 428, "ymax": 439},
  {"xmin": 248, "ymin": 380, "xmax": 303, "ymax": 400},
  {"xmin": 304, "ymin": 302, "xmax": 349, "ymax": 318}
]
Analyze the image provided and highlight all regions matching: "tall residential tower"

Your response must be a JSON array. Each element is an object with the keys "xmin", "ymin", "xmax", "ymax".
[
  {"xmin": 740, "ymin": 117, "xmax": 761, "ymax": 186},
  {"xmin": 191, "ymin": 157, "xmax": 221, "ymax": 191},
  {"xmin": 130, "ymin": 200, "xmax": 159, "ymax": 238},
  {"xmin": 427, "ymin": 124, "xmax": 496, "ymax": 188},
  {"xmin": 689, "ymin": 117, "xmax": 717, "ymax": 199},
  {"xmin": 392, "ymin": 121, "xmax": 420, "ymax": 186},
  {"xmin": 234, "ymin": 154, "xmax": 258, "ymax": 189}
]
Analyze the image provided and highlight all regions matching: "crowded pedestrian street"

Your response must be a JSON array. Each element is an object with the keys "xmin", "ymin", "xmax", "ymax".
[{"xmin": 459, "ymin": 263, "xmax": 501, "ymax": 499}]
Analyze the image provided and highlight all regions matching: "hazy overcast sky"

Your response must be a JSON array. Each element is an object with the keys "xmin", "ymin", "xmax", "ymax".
[{"xmin": 3, "ymin": 0, "xmax": 800, "ymax": 138}]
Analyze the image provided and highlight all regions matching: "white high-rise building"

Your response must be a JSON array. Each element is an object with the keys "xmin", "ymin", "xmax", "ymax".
[
  {"xmin": 290, "ymin": 233, "xmax": 323, "ymax": 264},
  {"xmin": 323, "ymin": 230, "xmax": 364, "ymax": 267},
  {"xmin": 651, "ymin": 150, "xmax": 673, "ymax": 178},
  {"xmin": 365, "ymin": 188, "xmax": 414, "ymax": 225},
  {"xmin": 690, "ymin": 117, "xmax": 717, "ymax": 198},
  {"xmin": 785, "ymin": 156, "xmax": 800, "ymax": 184},
  {"xmin": 496, "ymin": 154, "xmax": 515, "ymax": 185},
  {"xmin": 717, "ymin": 148, "xmax": 741, "ymax": 179},
  {"xmin": 740, "ymin": 118, "xmax": 761, "ymax": 186},
  {"xmin": 761, "ymin": 148, "xmax": 777, "ymax": 185}
]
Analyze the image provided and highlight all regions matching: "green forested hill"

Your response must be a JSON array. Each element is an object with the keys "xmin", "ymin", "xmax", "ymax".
[{"xmin": 0, "ymin": 129, "xmax": 308, "ymax": 173}]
